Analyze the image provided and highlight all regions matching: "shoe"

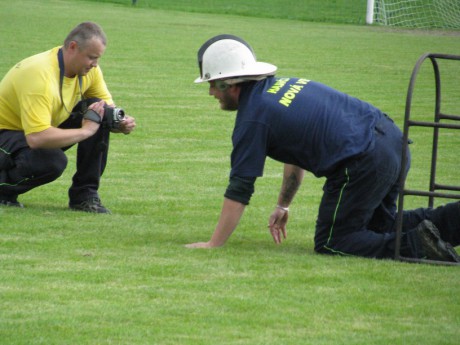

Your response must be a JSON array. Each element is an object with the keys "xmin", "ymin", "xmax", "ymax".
[
  {"xmin": 0, "ymin": 199, "xmax": 24, "ymax": 208},
  {"xmin": 0, "ymin": 194, "xmax": 24, "ymax": 208},
  {"xmin": 69, "ymin": 197, "xmax": 111, "ymax": 214},
  {"xmin": 415, "ymin": 220, "xmax": 460, "ymax": 262}
]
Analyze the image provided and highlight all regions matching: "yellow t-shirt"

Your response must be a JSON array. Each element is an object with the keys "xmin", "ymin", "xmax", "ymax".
[{"xmin": 0, "ymin": 46, "xmax": 113, "ymax": 135}]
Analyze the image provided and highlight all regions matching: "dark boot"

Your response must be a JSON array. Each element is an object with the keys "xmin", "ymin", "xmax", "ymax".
[{"xmin": 410, "ymin": 220, "xmax": 460, "ymax": 262}]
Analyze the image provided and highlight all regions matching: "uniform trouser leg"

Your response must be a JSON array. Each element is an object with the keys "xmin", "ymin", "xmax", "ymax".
[
  {"xmin": 314, "ymin": 115, "xmax": 459, "ymax": 259},
  {"xmin": 0, "ymin": 130, "xmax": 67, "ymax": 198},
  {"xmin": 59, "ymin": 102, "xmax": 110, "ymax": 203},
  {"xmin": 314, "ymin": 115, "xmax": 410, "ymax": 259},
  {"xmin": 400, "ymin": 202, "xmax": 460, "ymax": 247},
  {"xmin": 0, "ymin": 99, "xmax": 109, "ymax": 203}
]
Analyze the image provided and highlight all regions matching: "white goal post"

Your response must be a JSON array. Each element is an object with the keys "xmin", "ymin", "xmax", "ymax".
[
  {"xmin": 366, "ymin": 0, "xmax": 376, "ymax": 24},
  {"xmin": 366, "ymin": 0, "xmax": 460, "ymax": 29}
]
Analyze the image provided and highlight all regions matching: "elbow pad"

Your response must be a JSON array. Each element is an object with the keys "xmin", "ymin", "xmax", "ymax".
[{"xmin": 224, "ymin": 176, "xmax": 256, "ymax": 205}]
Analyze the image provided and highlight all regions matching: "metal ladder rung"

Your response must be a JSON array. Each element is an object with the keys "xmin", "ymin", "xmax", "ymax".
[
  {"xmin": 403, "ymin": 189, "xmax": 460, "ymax": 199},
  {"xmin": 407, "ymin": 120, "xmax": 460, "ymax": 130},
  {"xmin": 395, "ymin": 52, "xmax": 460, "ymax": 265}
]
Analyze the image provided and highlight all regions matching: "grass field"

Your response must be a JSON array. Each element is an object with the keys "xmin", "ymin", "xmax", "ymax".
[
  {"xmin": 87, "ymin": 0, "xmax": 369, "ymax": 24},
  {"xmin": 1, "ymin": 1, "xmax": 460, "ymax": 344}
]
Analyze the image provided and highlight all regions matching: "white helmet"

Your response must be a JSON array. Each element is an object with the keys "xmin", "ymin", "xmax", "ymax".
[{"xmin": 194, "ymin": 34, "xmax": 277, "ymax": 83}]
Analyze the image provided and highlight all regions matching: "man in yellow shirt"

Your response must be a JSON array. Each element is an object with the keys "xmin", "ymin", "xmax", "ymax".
[{"xmin": 0, "ymin": 22, "xmax": 136, "ymax": 213}]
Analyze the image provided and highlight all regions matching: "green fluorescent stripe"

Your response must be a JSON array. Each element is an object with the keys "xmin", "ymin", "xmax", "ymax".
[
  {"xmin": 323, "ymin": 245, "xmax": 353, "ymax": 257},
  {"xmin": 0, "ymin": 147, "xmax": 11, "ymax": 154},
  {"xmin": 0, "ymin": 177, "xmax": 30, "ymax": 187},
  {"xmin": 324, "ymin": 168, "xmax": 350, "ymax": 254}
]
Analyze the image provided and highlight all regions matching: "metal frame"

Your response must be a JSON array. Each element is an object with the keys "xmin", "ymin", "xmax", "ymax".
[{"xmin": 394, "ymin": 53, "xmax": 460, "ymax": 266}]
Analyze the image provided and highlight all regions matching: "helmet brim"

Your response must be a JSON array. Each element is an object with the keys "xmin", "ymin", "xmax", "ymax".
[{"xmin": 194, "ymin": 61, "xmax": 277, "ymax": 83}]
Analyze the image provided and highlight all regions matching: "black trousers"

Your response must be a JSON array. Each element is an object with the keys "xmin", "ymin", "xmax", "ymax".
[
  {"xmin": 313, "ymin": 113, "xmax": 459, "ymax": 259},
  {"xmin": 0, "ymin": 100, "xmax": 110, "ymax": 203}
]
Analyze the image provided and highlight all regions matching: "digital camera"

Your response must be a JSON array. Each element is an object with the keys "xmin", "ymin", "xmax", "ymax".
[{"xmin": 103, "ymin": 106, "xmax": 125, "ymax": 130}]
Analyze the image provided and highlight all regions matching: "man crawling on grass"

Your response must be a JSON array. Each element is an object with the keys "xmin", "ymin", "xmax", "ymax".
[{"xmin": 186, "ymin": 34, "xmax": 460, "ymax": 263}]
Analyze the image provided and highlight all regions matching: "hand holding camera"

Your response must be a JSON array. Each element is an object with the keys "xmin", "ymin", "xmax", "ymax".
[
  {"xmin": 83, "ymin": 101, "xmax": 135, "ymax": 135},
  {"xmin": 84, "ymin": 102, "xmax": 124, "ymax": 128},
  {"xmin": 112, "ymin": 112, "xmax": 136, "ymax": 134}
]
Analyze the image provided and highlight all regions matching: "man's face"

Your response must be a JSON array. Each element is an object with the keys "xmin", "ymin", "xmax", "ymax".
[
  {"xmin": 68, "ymin": 38, "xmax": 106, "ymax": 77},
  {"xmin": 208, "ymin": 81, "xmax": 239, "ymax": 111}
]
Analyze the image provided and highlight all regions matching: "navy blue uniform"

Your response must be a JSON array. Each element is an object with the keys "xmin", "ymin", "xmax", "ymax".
[
  {"xmin": 229, "ymin": 76, "xmax": 460, "ymax": 258},
  {"xmin": 231, "ymin": 77, "xmax": 380, "ymax": 178}
]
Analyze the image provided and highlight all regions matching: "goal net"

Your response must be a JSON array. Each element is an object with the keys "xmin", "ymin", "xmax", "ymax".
[{"xmin": 368, "ymin": 0, "xmax": 460, "ymax": 29}]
